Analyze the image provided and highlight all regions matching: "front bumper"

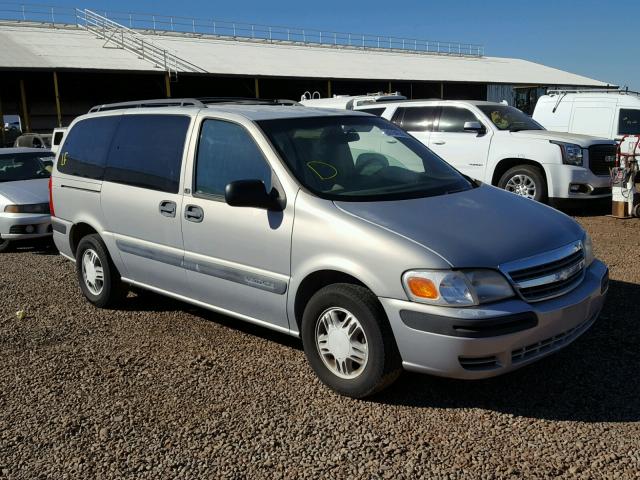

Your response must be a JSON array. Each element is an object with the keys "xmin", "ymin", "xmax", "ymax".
[
  {"xmin": 380, "ymin": 260, "xmax": 608, "ymax": 379},
  {"xmin": 545, "ymin": 164, "xmax": 611, "ymax": 199},
  {"xmin": 0, "ymin": 212, "xmax": 52, "ymax": 240}
]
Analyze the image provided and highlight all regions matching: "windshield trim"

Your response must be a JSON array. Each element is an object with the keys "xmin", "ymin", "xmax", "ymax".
[{"xmin": 256, "ymin": 115, "xmax": 474, "ymax": 203}]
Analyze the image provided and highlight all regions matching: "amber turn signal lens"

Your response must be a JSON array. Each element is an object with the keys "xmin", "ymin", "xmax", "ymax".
[{"xmin": 406, "ymin": 277, "xmax": 439, "ymax": 299}]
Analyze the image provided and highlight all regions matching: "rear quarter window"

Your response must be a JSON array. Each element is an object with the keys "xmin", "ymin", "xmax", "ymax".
[
  {"xmin": 104, "ymin": 115, "xmax": 190, "ymax": 193},
  {"xmin": 57, "ymin": 116, "xmax": 120, "ymax": 179}
]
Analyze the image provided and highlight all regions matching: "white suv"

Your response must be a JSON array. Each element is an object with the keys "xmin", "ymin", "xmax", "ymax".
[{"xmin": 307, "ymin": 98, "xmax": 617, "ymax": 203}]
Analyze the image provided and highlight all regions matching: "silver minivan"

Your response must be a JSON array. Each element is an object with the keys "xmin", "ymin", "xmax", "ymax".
[{"xmin": 51, "ymin": 99, "xmax": 608, "ymax": 398}]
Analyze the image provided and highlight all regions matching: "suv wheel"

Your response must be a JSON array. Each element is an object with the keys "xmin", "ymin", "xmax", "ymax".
[
  {"xmin": 0, "ymin": 238, "xmax": 11, "ymax": 253},
  {"xmin": 75, "ymin": 234, "xmax": 127, "ymax": 308},
  {"xmin": 498, "ymin": 165, "xmax": 547, "ymax": 202},
  {"xmin": 301, "ymin": 283, "xmax": 402, "ymax": 398}
]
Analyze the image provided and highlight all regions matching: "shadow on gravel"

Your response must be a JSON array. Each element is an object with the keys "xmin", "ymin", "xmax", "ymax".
[
  {"xmin": 555, "ymin": 199, "xmax": 611, "ymax": 218},
  {"xmin": 374, "ymin": 279, "xmax": 640, "ymax": 423},
  {"xmin": 12, "ymin": 238, "xmax": 58, "ymax": 256}
]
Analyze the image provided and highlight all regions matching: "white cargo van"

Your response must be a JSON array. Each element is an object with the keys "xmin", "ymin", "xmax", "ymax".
[{"xmin": 533, "ymin": 89, "xmax": 640, "ymax": 141}]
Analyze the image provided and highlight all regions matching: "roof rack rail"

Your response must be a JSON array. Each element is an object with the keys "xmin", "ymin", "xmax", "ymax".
[
  {"xmin": 546, "ymin": 88, "xmax": 637, "ymax": 96},
  {"xmin": 89, "ymin": 98, "xmax": 204, "ymax": 112},
  {"xmin": 88, "ymin": 97, "xmax": 301, "ymax": 112}
]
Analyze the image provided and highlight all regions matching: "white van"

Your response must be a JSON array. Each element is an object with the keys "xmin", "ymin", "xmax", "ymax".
[{"xmin": 533, "ymin": 89, "xmax": 640, "ymax": 141}]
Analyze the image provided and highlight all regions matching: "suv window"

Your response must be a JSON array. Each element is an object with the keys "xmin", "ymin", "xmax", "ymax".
[
  {"xmin": 618, "ymin": 109, "xmax": 640, "ymax": 135},
  {"xmin": 357, "ymin": 107, "xmax": 385, "ymax": 117},
  {"xmin": 104, "ymin": 115, "xmax": 190, "ymax": 193},
  {"xmin": 394, "ymin": 107, "xmax": 438, "ymax": 132},
  {"xmin": 195, "ymin": 119, "xmax": 271, "ymax": 197},
  {"xmin": 58, "ymin": 116, "xmax": 120, "ymax": 179},
  {"xmin": 53, "ymin": 131, "xmax": 64, "ymax": 146},
  {"xmin": 437, "ymin": 107, "xmax": 480, "ymax": 133}
]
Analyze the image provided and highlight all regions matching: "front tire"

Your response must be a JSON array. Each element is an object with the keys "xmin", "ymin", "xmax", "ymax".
[
  {"xmin": 0, "ymin": 238, "xmax": 11, "ymax": 253},
  {"xmin": 75, "ymin": 234, "xmax": 127, "ymax": 308},
  {"xmin": 498, "ymin": 164, "xmax": 547, "ymax": 203},
  {"xmin": 301, "ymin": 283, "xmax": 402, "ymax": 398}
]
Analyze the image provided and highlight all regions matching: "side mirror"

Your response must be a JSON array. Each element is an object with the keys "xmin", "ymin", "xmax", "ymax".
[
  {"xmin": 225, "ymin": 180, "xmax": 284, "ymax": 211},
  {"xmin": 463, "ymin": 121, "xmax": 486, "ymax": 135}
]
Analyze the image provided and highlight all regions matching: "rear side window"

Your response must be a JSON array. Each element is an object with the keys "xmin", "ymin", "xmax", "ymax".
[
  {"xmin": 57, "ymin": 116, "xmax": 120, "ymax": 179},
  {"xmin": 195, "ymin": 119, "xmax": 271, "ymax": 197},
  {"xmin": 394, "ymin": 107, "xmax": 439, "ymax": 132},
  {"xmin": 358, "ymin": 107, "xmax": 385, "ymax": 116},
  {"xmin": 105, "ymin": 115, "xmax": 190, "ymax": 193},
  {"xmin": 618, "ymin": 109, "xmax": 640, "ymax": 135},
  {"xmin": 437, "ymin": 107, "xmax": 480, "ymax": 133}
]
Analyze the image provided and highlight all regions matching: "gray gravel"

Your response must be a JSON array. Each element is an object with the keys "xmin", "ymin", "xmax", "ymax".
[{"xmin": 1, "ymin": 214, "xmax": 639, "ymax": 479}]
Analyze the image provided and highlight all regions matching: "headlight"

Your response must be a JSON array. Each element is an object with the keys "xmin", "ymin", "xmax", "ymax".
[
  {"xmin": 3, "ymin": 203, "xmax": 50, "ymax": 214},
  {"xmin": 583, "ymin": 233, "xmax": 594, "ymax": 266},
  {"xmin": 402, "ymin": 269, "xmax": 515, "ymax": 306},
  {"xmin": 551, "ymin": 141, "xmax": 584, "ymax": 166}
]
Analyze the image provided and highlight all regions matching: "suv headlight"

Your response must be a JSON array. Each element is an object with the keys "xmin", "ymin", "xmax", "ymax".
[
  {"xmin": 583, "ymin": 233, "xmax": 594, "ymax": 267},
  {"xmin": 551, "ymin": 141, "xmax": 584, "ymax": 166},
  {"xmin": 402, "ymin": 269, "xmax": 515, "ymax": 306}
]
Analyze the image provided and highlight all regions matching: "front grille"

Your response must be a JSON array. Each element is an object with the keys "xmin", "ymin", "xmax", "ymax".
[
  {"xmin": 459, "ymin": 355, "xmax": 500, "ymax": 371},
  {"xmin": 511, "ymin": 312, "xmax": 597, "ymax": 364},
  {"xmin": 589, "ymin": 144, "xmax": 616, "ymax": 176},
  {"xmin": 504, "ymin": 242, "xmax": 586, "ymax": 303}
]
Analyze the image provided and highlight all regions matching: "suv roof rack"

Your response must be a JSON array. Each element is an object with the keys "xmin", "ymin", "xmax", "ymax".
[
  {"xmin": 89, "ymin": 97, "xmax": 301, "ymax": 113},
  {"xmin": 546, "ymin": 88, "xmax": 637, "ymax": 96}
]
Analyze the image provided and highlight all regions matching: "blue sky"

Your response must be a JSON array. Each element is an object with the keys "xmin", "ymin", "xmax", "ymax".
[{"xmin": 31, "ymin": 0, "xmax": 640, "ymax": 89}]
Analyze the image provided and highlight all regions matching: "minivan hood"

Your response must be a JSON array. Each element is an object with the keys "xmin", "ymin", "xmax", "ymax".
[
  {"xmin": 334, "ymin": 185, "xmax": 584, "ymax": 268},
  {"xmin": 0, "ymin": 178, "xmax": 49, "ymax": 205},
  {"xmin": 511, "ymin": 129, "xmax": 613, "ymax": 146}
]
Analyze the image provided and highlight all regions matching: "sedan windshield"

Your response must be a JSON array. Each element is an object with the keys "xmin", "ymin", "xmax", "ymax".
[
  {"xmin": 0, "ymin": 152, "xmax": 54, "ymax": 182},
  {"xmin": 258, "ymin": 116, "xmax": 473, "ymax": 201},
  {"xmin": 477, "ymin": 105, "xmax": 544, "ymax": 132}
]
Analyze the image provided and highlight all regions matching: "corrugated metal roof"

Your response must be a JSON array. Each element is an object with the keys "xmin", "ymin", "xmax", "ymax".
[{"xmin": 0, "ymin": 22, "xmax": 610, "ymax": 87}]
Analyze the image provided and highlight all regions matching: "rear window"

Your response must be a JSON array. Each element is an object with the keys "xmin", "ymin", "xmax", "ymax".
[
  {"xmin": 357, "ymin": 107, "xmax": 385, "ymax": 117},
  {"xmin": 618, "ymin": 109, "xmax": 640, "ymax": 135},
  {"xmin": 104, "ymin": 115, "xmax": 190, "ymax": 193},
  {"xmin": 57, "ymin": 117, "xmax": 120, "ymax": 179}
]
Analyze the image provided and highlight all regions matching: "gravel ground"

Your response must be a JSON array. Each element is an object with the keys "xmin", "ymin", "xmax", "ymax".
[{"xmin": 1, "ymin": 213, "xmax": 639, "ymax": 479}]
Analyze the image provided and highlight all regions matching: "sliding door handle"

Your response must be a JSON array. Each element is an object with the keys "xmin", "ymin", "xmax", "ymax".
[{"xmin": 159, "ymin": 200, "xmax": 177, "ymax": 218}]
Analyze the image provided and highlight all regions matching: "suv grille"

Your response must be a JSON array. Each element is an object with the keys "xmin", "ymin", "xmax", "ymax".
[
  {"xmin": 589, "ymin": 145, "xmax": 616, "ymax": 176},
  {"xmin": 503, "ymin": 242, "xmax": 586, "ymax": 303}
]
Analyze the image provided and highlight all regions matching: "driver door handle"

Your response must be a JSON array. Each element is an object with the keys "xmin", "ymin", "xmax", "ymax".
[
  {"xmin": 433, "ymin": 140, "xmax": 446, "ymax": 145},
  {"xmin": 184, "ymin": 204, "xmax": 204, "ymax": 223}
]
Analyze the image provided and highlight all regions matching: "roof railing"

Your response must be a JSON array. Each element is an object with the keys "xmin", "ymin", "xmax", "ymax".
[
  {"xmin": 0, "ymin": 2, "xmax": 485, "ymax": 57},
  {"xmin": 88, "ymin": 97, "xmax": 301, "ymax": 112},
  {"xmin": 546, "ymin": 88, "xmax": 636, "ymax": 96}
]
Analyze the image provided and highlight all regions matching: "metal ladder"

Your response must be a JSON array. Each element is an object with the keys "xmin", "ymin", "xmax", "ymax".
[{"xmin": 76, "ymin": 8, "xmax": 207, "ymax": 79}]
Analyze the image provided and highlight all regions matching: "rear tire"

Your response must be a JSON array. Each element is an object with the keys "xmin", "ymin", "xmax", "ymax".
[
  {"xmin": 498, "ymin": 164, "xmax": 547, "ymax": 203},
  {"xmin": 301, "ymin": 283, "xmax": 402, "ymax": 398},
  {"xmin": 75, "ymin": 234, "xmax": 127, "ymax": 308}
]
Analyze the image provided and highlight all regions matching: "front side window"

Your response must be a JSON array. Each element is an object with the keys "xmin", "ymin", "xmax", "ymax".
[
  {"xmin": 195, "ymin": 119, "xmax": 272, "ymax": 197},
  {"xmin": 258, "ymin": 116, "xmax": 472, "ymax": 201},
  {"xmin": 618, "ymin": 109, "xmax": 640, "ymax": 135},
  {"xmin": 105, "ymin": 114, "xmax": 190, "ymax": 193},
  {"xmin": 477, "ymin": 105, "xmax": 543, "ymax": 132},
  {"xmin": 437, "ymin": 107, "xmax": 482, "ymax": 133},
  {"xmin": 58, "ymin": 116, "xmax": 120, "ymax": 179},
  {"xmin": 0, "ymin": 152, "xmax": 54, "ymax": 182}
]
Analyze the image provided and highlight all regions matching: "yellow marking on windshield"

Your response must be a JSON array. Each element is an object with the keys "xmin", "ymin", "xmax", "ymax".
[{"xmin": 307, "ymin": 161, "xmax": 338, "ymax": 180}]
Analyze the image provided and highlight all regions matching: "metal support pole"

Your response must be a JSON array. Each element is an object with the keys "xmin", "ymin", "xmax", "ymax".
[
  {"xmin": 0, "ymin": 92, "xmax": 5, "ymax": 147},
  {"xmin": 53, "ymin": 71, "xmax": 62, "ymax": 127},
  {"xmin": 327, "ymin": 79, "xmax": 332, "ymax": 98},
  {"xmin": 19, "ymin": 79, "xmax": 30, "ymax": 133},
  {"xmin": 388, "ymin": 81, "xmax": 392, "ymax": 94},
  {"xmin": 254, "ymin": 78, "xmax": 260, "ymax": 99},
  {"xmin": 165, "ymin": 72, "xmax": 172, "ymax": 98},
  {"xmin": 440, "ymin": 82, "xmax": 444, "ymax": 99}
]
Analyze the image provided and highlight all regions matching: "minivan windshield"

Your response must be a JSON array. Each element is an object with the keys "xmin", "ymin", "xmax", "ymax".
[
  {"xmin": 258, "ymin": 116, "xmax": 473, "ymax": 201},
  {"xmin": 477, "ymin": 105, "xmax": 544, "ymax": 132},
  {"xmin": 0, "ymin": 152, "xmax": 54, "ymax": 182}
]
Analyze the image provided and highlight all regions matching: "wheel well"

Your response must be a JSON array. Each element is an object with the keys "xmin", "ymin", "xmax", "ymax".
[
  {"xmin": 294, "ymin": 270, "xmax": 367, "ymax": 331},
  {"xmin": 491, "ymin": 158, "xmax": 548, "ymax": 190},
  {"xmin": 69, "ymin": 222, "xmax": 98, "ymax": 256}
]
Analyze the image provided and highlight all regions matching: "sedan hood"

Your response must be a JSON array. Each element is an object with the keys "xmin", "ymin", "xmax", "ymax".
[
  {"xmin": 0, "ymin": 178, "xmax": 49, "ymax": 205},
  {"xmin": 334, "ymin": 185, "xmax": 584, "ymax": 268},
  {"xmin": 512, "ymin": 130, "xmax": 614, "ymax": 146}
]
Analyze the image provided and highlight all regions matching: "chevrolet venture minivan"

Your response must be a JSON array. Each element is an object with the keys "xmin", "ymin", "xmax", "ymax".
[{"xmin": 50, "ymin": 98, "xmax": 609, "ymax": 398}]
